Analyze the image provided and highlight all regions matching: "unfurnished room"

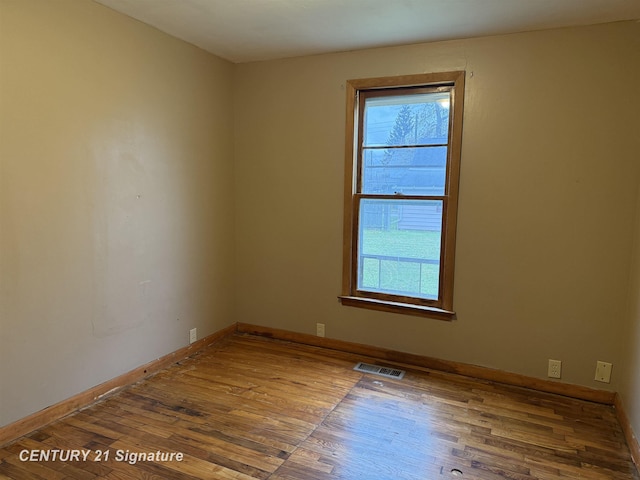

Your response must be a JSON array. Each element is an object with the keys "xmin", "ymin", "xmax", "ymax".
[{"xmin": 1, "ymin": 0, "xmax": 640, "ymax": 479}]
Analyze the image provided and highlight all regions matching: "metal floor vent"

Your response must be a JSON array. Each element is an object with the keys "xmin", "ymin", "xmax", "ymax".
[{"xmin": 354, "ymin": 362, "xmax": 405, "ymax": 380}]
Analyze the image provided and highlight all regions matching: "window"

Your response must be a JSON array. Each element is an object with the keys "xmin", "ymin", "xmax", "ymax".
[{"xmin": 340, "ymin": 72, "xmax": 465, "ymax": 319}]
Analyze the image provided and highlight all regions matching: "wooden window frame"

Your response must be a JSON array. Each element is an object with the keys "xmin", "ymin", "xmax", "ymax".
[{"xmin": 339, "ymin": 71, "xmax": 465, "ymax": 320}]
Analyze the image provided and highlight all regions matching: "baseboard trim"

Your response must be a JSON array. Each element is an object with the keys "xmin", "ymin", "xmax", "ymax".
[
  {"xmin": 0, "ymin": 323, "xmax": 236, "ymax": 447},
  {"xmin": 615, "ymin": 393, "xmax": 640, "ymax": 470},
  {"xmin": 236, "ymin": 323, "xmax": 616, "ymax": 405}
]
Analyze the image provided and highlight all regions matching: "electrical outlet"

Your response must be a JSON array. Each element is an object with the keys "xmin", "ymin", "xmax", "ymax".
[
  {"xmin": 316, "ymin": 323, "xmax": 325, "ymax": 337},
  {"xmin": 595, "ymin": 361, "xmax": 612, "ymax": 383},
  {"xmin": 548, "ymin": 359, "xmax": 562, "ymax": 379},
  {"xmin": 189, "ymin": 328, "xmax": 197, "ymax": 344}
]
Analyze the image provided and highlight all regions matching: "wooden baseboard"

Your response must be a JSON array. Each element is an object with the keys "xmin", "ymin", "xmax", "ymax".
[
  {"xmin": 0, "ymin": 323, "xmax": 236, "ymax": 447},
  {"xmin": 615, "ymin": 393, "xmax": 640, "ymax": 471},
  {"xmin": 236, "ymin": 323, "xmax": 616, "ymax": 405}
]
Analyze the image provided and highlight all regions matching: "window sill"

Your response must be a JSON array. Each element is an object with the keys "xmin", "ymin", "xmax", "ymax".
[{"xmin": 338, "ymin": 296, "xmax": 456, "ymax": 321}]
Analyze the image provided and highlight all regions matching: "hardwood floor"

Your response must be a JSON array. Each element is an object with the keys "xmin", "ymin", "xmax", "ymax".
[{"xmin": 0, "ymin": 333, "xmax": 637, "ymax": 479}]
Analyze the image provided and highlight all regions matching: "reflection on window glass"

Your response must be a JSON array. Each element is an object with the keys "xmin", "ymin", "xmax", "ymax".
[{"xmin": 362, "ymin": 146, "xmax": 447, "ymax": 195}]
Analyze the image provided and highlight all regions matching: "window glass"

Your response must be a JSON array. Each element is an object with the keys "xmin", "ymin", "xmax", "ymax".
[
  {"xmin": 363, "ymin": 92, "xmax": 450, "ymax": 147},
  {"xmin": 361, "ymin": 146, "xmax": 447, "ymax": 195},
  {"xmin": 357, "ymin": 198, "xmax": 442, "ymax": 300}
]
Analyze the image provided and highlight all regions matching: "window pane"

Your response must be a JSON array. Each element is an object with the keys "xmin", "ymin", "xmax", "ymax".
[
  {"xmin": 358, "ymin": 198, "xmax": 442, "ymax": 300},
  {"xmin": 363, "ymin": 92, "xmax": 450, "ymax": 147},
  {"xmin": 361, "ymin": 146, "xmax": 447, "ymax": 195}
]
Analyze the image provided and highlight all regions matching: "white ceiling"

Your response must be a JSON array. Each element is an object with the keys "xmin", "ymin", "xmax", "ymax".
[{"xmin": 94, "ymin": 0, "xmax": 640, "ymax": 63}]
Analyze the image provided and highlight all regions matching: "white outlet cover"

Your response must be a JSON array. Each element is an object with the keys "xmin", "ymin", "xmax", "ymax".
[
  {"xmin": 547, "ymin": 359, "xmax": 561, "ymax": 379},
  {"xmin": 595, "ymin": 361, "xmax": 612, "ymax": 383}
]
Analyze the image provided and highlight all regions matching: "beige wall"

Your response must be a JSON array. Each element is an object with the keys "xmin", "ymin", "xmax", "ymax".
[
  {"xmin": 621, "ymin": 188, "xmax": 640, "ymax": 443},
  {"xmin": 234, "ymin": 22, "xmax": 640, "ymax": 393},
  {"xmin": 0, "ymin": 0, "xmax": 235, "ymax": 426}
]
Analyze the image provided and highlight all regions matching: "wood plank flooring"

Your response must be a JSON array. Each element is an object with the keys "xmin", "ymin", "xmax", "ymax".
[{"xmin": 0, "ymin": 334, "xmax": 638, "ymax": 479}]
